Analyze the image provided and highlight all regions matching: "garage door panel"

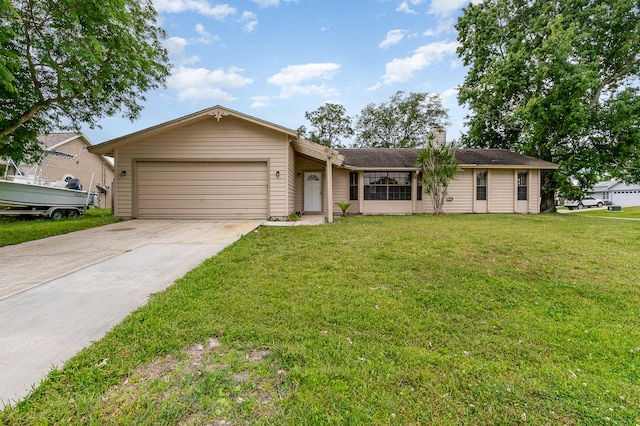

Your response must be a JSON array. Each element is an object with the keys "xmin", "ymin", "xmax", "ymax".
[
  {"xmin": 136, "ymin": 161, "xmax": 268, "ymax": 219},
  {"xmin": 138, "ymin": 186, "xmax": 267, "ymax": 196}
]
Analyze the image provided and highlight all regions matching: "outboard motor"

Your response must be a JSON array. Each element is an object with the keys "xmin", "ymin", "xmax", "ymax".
[{"xmin": 66, "ymin": 178, "xmax": 82, "ymax": 190}]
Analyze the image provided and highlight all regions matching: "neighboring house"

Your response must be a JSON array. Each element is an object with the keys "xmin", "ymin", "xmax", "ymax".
[
  {"xmin": 88, "ymin": 106, "xmax": 558, "ymax": 221},
  {"xmin": 29, "ymin": 133, "xmax": 114, "ymax": 209},
  {"xmin": 588, "ymin": 179, "xmax": 640, "ymax": 206}
]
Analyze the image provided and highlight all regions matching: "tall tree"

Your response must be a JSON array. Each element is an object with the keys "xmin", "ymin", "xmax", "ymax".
[
  {"xmin": 298, "ymin": 103, "xmax": 353, "ymax": 148},
  {"xmin": 0, "ymin": 0, "xmax": 171, "ymax": 162},
  {"xmin": 417, "ymin": 137, "xmax": 460, "ymax": 215},
  {"xmin": 354, "ymin": 91, "xmax": 449, "ymax": 148},
  {"xmin": 457, "ymin": 0, "xmax": 640, "ymax": 211}
]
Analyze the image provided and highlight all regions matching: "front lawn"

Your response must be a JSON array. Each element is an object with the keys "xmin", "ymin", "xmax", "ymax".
[
  {"xmin": 0, "ymin": 208, "xmax": 120, "ymax": 247},
  {"xmin": 2, "ymin": 214, "xmax": 639, "ymax": 424}
]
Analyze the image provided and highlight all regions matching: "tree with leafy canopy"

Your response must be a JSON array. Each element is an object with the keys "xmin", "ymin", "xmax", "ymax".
[
  {"xmin": 417, "ymin": 134, "xmax": 461, "ymax": 215},
  {"xmin": 354, "ymin": 91, "xmax": 449, "ymax": 148},
  {"xmin": 297, "ymin": 103, "xmax": 353, "ymax": 148},
  {"xmin": 0, "ymin": 0, "xmax": 170, "ymax": 162},
  {"xmin": 457, "ymin": 0, "xmax": 640, "ymax": 211}
]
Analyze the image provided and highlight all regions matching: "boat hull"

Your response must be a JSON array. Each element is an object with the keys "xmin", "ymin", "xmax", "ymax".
[{"xmin": 0, "ymin": 180, "xmax": 93, "ymax": 209}]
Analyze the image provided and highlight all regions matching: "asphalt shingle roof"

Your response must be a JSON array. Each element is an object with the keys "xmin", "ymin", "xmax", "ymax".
[
  {"xmin": 37, "ymin": 133, "xmax": 79, "ymax": 149},
  {"xmin": 337, "ymin": 148, "xmax": 557, "ymax": 169}
]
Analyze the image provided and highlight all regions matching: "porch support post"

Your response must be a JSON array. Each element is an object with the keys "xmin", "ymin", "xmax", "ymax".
[{"xmin": 326, "ymin": 154, "xmax": 334, "ymax": 223}]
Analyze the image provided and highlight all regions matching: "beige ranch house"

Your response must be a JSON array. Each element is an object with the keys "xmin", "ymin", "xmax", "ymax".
[{"xmin": 88, "ymin": 106, "xmax": 558, "ymax": 222}]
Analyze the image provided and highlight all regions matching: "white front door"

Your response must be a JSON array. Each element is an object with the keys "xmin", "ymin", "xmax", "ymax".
[{"xmin": 304, "ymin": 172, "xmax": 322, "ymax": 212}]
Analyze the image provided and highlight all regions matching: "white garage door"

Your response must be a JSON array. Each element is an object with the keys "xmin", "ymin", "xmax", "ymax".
[
  {"xmin": 136, "ymin": 161, "xmax": 268, "ymax": 219},
  {"xmin": 612, "ymin": 190, "xmax": 640, "ymax": 206}
]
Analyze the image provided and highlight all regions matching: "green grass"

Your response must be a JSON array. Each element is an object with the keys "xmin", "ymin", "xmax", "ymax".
[
  {"xmin": 569, "ymin": 206, "xmax": 640, "ymax": 219},
  {"xmin": 0, "ymin": 208, "xmax": 120, "ymax": 247},
  {"xmin": 2, "ymin": 214, "xmax": 639, "ymax": 424}
]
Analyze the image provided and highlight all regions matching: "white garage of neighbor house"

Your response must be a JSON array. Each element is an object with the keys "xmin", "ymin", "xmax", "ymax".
[
  {"xmin": 589, "ymin": 180, "xmax": 640, "ymax": 206},
  {"xmin": 88, "ymin": 106, "xmax": 558, "ymax": 221}
]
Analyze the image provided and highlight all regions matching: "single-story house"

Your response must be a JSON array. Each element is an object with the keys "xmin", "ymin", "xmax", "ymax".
[
  {"xmin": 588, "ymin": 179, "xmax": 640, "ymax": 206},
  {"xmin": 88, "ymin": 106, "xmax": 558, "ymax": 221}
]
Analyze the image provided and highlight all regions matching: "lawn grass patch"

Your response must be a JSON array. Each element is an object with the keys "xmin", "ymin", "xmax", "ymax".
[
  {"xmin": 2, "ymin": 214, "xmax": 639, "ymax": 424},
  {"xmin": 570, "ymin": 206, "xmax": 640, "ymax": 219},
  {"xmin": 0, "ymin": 208, "xmax": 120, "ymax": 247}
]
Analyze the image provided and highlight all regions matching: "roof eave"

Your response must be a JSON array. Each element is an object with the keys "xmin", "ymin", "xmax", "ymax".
[{"xmin": 291, "ymin": 139, "xmax": 344, "ymax": 166}]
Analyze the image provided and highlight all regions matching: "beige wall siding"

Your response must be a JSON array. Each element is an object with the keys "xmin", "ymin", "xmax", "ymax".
[
  {"xmin": 422, "ymin": 169, "xmax": 475, "ymax": 214},
  {"xmin": 489, "ymin": 169, "xmax": 515, "ymax": 213},
  {"xmin": 331, "ymin": 168, "xmax": 349, "ymax": 216},
  {"xmin": 115, "ymin": 116, "xmax": 287, "ymax": 218},
  {"xmin": 364, "ymin": 200, "xmax": 413, "ymax": 214}
]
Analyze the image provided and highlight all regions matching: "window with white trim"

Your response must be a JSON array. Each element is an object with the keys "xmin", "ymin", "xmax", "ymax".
[
  {"xmin": 364, "ymin": 172, "xmax": 412, "ymax": 201},
  {"xmin": 476, "ymin": 172, "xmax": 487, "ymax": 201},
  {"xmin": 517, "ymin": 172, "xmax": 528, "ymax": 201}
]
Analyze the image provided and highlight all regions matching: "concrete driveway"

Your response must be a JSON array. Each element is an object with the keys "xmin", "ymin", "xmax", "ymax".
[{"xmin": 0, "ymin": 219, "xmax": 262, "ymax": 406}]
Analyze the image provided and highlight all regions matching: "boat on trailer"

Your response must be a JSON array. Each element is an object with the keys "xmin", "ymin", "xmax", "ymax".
[{"xmin": 0, "ymin": 152, "xmax": 97, "ymax": 219}]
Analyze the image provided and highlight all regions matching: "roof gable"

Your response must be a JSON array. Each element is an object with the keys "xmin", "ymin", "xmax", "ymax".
[
  {"xmin": 88, "ymin": 106, "xmax": 299, "ymax": 156},
  {"xmin": 609, "ymin": 181, "xmax": 640, "ymax": 191}
]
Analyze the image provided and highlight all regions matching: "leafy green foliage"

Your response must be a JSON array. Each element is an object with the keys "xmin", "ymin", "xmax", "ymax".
[
  {"xmin": 417, "ymin": 139, "xmax": 461, "ymax": 214},
  {"xmin": 0, "ymin": 0, "xmax": 171, "ymax": 162},
  {"xmin": 457, "ymin": 0, "xmax": 640, "ymax": 210},
  {"xmin": 298, "ymin": 103, "xmax": 353, "ymax": 148},
  {"xmin": 354, "ymin": 91, "xmax": 449, "ymax": 148}
]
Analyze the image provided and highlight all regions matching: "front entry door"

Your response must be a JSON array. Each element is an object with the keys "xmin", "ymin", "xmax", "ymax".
[{"xmin": 304, "ymin": 172, "xmax": 322, "ymax": 212}]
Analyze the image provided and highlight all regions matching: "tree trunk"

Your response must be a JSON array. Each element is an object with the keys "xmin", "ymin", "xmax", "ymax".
[
  {"xmin": 540, "ymin": 189, "xmax": 556, "ymax": 213},
  {"xmin": 540, "ymin": 170, "xmax": 557, "ymax": 212}
]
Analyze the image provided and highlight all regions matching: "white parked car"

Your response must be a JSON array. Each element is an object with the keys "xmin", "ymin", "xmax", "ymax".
[{"xmin": 564, "ymin": 196, "xmax": 604, "ymax": 210}]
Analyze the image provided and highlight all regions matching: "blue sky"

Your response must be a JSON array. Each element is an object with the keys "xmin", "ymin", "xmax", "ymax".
[{"xmin": 82, "ymin": 0, "xmax": 476, "ymax": 146}]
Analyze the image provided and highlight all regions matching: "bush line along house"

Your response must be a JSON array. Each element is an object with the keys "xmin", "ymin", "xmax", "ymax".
[{"xmin": 88, "ymin": 106, "xmax": 558, "ymax": 222}]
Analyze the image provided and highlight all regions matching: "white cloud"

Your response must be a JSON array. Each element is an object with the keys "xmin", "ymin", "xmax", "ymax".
[
  {"xmin": 252, "ymin": 0, "xmax": 298, "ymax": 7},
  {"xmin": 167, "ymin": 66, "xmax": 254, "ymax": 101},
  {"xmin": 251, "ymin": 96, "xmax": 271, "ymax": 108},
  {"xmin": 396, "ymin": 0, "xmax": 425, "ymax": 14},
  {"xmin": 163, "ymin": 36, "xmax": 200, "ymax": 65},
  {"xmin": 379, "ymin": 30, "xmax": 407, "ymax": 49},
  {"xmin": 164, "ymin": 36, "xmax": 188, "ymax": 56},
  {"xmin": 239, "ymin": 11, "xmax": 258, "ymax": 32},
  {"xmin": 153, "ymin": 0, "xmax": 236, "ymax": 19},
  {"xmin": 429, "ymin": 0, "xmax": 469, "ymax": 16},
  {"xmin": 194, "ymin": 23, "xmax": 219, "ymax": 44},
  {"xmin": 268, "ymin": 63, "xmax": 341, "ymax": 99},
  {"xmin": 369, "ymin": 41, "xmax": 459, "ymax": 90},
  {"xmin": 396, "ymin": 1, "xmax": 417, "ymax": 14},
  {"xmin": 441, "ymin": 87, "xmax": 459, "ymax": 104},
  {"xmin": 252, "ymin": 0, "xmax": 279, "ymax": 6}
]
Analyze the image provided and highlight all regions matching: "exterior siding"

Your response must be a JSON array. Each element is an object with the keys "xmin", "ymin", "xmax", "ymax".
[
  {"xmin": 331, "ymin": 168, "xmax": 349, "ymax": 216},
  {"xmin": 422, "ymin": 169, "xmax": 474, "ymax": 214},
  {"xmin": 115, "ymin": 116, "xmax": 287, "ymax": 218},
  {"xmin": 489, "ymin": 169, "xmax": 515, "ymax": 213}
]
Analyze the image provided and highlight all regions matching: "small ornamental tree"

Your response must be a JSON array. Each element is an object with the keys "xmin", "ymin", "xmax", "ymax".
[{"xmin": 417, "ymin": 138, "xmax": 460, "ymax": 215}]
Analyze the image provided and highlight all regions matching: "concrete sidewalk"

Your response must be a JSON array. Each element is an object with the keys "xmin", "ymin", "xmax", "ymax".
[{"xmin": 0, "ymin": 220, "xmax": 261, "ymax": 406}]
